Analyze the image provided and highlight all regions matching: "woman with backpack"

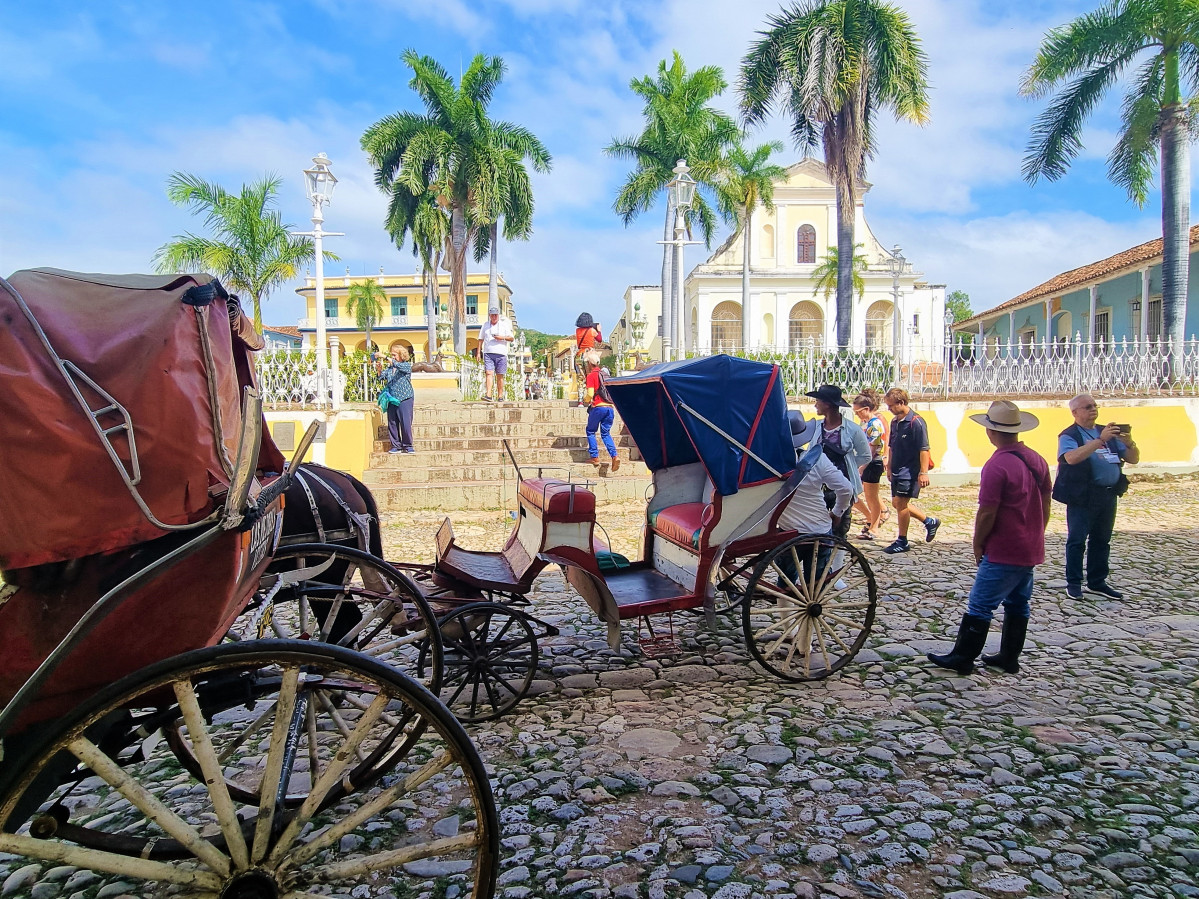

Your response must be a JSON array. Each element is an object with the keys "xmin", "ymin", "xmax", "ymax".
[{"xmin": 806, "ymin": 385, "xmax": 872, "ymax": 541}]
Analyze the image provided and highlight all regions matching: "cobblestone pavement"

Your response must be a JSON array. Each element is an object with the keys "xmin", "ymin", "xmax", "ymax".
[{"xmin": 2, "ymin": 476, "xmax": 1197, "ymax": 898}]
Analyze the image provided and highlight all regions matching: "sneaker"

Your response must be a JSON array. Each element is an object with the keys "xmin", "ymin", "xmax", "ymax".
[
  {"xmin": 388, "ymin": 448, "xmax": 402, "ymax": 454},
  {"xmin": 883, "ymin": 539, "xmax": 911, "ymax": 554},
  {"xmin": 1085, "ymin": 582, "xmax": 1124, "ymax": 600},
  {"xmin": 611, "ymin": 455, "xmax": 621, "ymax": 472},
  {"xmin": 1064, "ymin": 584, "xmax": 1083, "ymax": 600},
  {"xmin": 924, "ymin": 517, "xmax": 941, "ymax": 543}
]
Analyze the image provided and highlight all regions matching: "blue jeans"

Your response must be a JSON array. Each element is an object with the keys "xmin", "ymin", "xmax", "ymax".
[
  {"xmin": 966, "ymin": 557, "xmax": 1033, "ymax": 622},
  {"xmin": 1065, "ymin": 490, "xmax": 1118, "ymax": 588},
  {"xmin": 586, "ymin": 406, "xmax": 616, "ymax": 458}
]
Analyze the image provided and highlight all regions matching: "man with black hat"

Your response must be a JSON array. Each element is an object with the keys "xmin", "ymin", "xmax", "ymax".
[
  {"xmin": 927, "ymin": 400, "xmax": 1050, "ymax": 675},
  {"xmin": 805, "ymin": 385, "xmax": 871, "ymax": 542}
]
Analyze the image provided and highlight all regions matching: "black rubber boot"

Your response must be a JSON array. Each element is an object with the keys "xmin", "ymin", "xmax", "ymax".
[
  {"xmin": 926, "ymin": 614, "xmax": 990, "ymax": 675},
  {"xmin": 981, "ymin": 614, "xmax": 1029, "ymax": 674}
]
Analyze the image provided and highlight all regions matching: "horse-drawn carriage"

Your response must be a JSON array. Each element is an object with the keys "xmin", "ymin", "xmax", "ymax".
[
  {"xmin": 0, "ymin": 269, "xmax": 498, "ymax": 899},
  {"xmin": 257, "ymin": 355, "xmax": 880, "ymax": 724}
]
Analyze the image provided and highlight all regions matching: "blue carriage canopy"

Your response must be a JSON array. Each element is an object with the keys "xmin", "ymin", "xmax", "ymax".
[{"xmin": 605, "ymin": 355, "xmax": 795, "ymax": 496}]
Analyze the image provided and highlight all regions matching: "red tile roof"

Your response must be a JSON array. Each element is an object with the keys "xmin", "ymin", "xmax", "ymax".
[
  {"xmin": 264, "ymin": 325, "xmax": 301, "ymax": 338},
  {"xmin": 958, "ymin": 225, "xmax": 1199, "ymax": 326}
]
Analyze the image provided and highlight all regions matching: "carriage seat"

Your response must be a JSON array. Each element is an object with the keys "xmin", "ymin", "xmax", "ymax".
[
  {"xmin": 648, "ymin": 503, "xmax": 710, "ymax": 549},
  {"xmin": 518, "ymin": 478, "xmax": 595, "ymax": 522},
  {"xmin": 647, "ymin": 463, "xmax": 718, "ymax": 551}
]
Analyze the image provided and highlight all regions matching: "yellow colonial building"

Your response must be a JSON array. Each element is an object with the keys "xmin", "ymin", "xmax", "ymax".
[{"xmin": 295, "ymin": 271, "xmax": 516, "ymax": 362}]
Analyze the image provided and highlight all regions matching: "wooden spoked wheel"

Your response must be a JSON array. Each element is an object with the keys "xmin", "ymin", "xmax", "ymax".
[
  {"xmin": 741, "ymin": 534, "xmax": 877, "ymax": 681},
  {"xmin": 238, "ymin": 543, "xmax": 444, "ymax": 693},
  {"xmin": 0, "ymin": 642, "xmax": 499, "ymax": 899},
  {"xmin": 713, "ymin": 555, "xmax": 757, "ymax": 614},
  {"xmin": 422, "ymin": 603, "xmax": 539, "ymax": 724}
]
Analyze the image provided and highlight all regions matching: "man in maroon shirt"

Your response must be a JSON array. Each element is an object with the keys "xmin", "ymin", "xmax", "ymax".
[{"xmin": 927, "ymin": 400, "xmax": 1051, "ymax": 675}]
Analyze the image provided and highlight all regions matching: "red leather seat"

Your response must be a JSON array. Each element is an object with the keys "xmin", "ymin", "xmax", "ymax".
[
  {"xmin": 518, "ymin": 478, "xmax": 596, "ymax": 519},
  {"xmin": 649, "ymin": 502, "xmax": 709, "ymax": 549}
]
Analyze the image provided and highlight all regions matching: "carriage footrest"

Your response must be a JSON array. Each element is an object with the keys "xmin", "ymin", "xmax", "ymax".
[{"xmin": 636, "ymin": 613, "xmax": 680, "ymax": 658}]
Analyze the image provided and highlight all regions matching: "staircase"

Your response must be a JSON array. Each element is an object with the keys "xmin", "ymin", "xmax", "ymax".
[{"xmin": 361, "ymin": 401, "xmax": 652, "ymax": 510}]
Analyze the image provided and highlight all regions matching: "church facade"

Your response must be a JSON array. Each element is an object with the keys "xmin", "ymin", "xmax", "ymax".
[{"xmin": 613, "ymin": 159, "xmax": 946, "ymax": 363}]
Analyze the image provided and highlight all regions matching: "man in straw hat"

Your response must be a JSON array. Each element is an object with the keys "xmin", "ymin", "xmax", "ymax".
[{"xmin": 927, "ymin": 400, "xmax": 1051, "ymax": 676}]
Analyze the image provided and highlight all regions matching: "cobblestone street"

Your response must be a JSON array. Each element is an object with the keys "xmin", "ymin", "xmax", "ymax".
[
  {"xmin": 382, "ymin": 475, "xmax": 1199, "ymax": 899},
  {"xmin": 2, "ymin": 475, "xmax": 1197, "ymax": 899}
]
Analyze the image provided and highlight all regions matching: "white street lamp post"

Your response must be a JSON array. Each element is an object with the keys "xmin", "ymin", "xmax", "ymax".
[
  {"xmin": 297, "ymin": 154, "xmax": 343, "ymax": 406},
  {"xmin": 886, "ymin": 244, "xmax": 905, "ymax": 388},
  {"xmin": 661, "ymin": 160, "xmax": 698, "ymax": 361}
]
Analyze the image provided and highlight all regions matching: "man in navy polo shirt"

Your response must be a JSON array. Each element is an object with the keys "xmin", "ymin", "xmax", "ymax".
[
  {"xmin": 928, "ymin": 400, "xmax": 1051, "ymax": 675},
  {"xmin": 1058, "ymin": 393, "xmax": 1140, "ymax": 600},
  {"xmin": 882, "ymin": 388, "xmax": 940, "ymax": 554}
]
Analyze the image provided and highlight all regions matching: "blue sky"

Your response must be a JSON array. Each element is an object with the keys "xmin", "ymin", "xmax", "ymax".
[{"xmin": 0, "ymin": 0, "xmax": 1172, "ymax": 334}]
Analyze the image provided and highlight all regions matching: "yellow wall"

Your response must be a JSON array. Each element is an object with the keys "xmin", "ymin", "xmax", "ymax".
[
  {"xmin": 783, "ymin": 205, "xmax": 830, "ymax": 257},
  {"xmin": 941, "ymin": 401, "xmax": 1197, "ymax": 471}
]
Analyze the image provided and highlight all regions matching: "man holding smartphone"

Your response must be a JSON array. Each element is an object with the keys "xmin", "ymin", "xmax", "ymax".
[{"xmin": 1056, "ymin": 393, "xmax": 1140, "ymax": 600}]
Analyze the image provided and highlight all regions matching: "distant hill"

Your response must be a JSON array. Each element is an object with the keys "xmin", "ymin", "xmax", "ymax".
[{"xmin": 522, "ymin": 328, "xmax": 566, "ymax": 363}]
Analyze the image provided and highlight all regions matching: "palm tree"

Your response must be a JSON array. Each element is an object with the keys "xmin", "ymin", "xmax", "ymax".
[
  {"xmin": 346, "ymin": 279, "xmax": 387, "ymax": 353},
  {"xmin": 811, "ymin": 245, "xmax": 868, "ymax": 302},
  {"xmin": 473, "ymin": 128, "xmax": 542, "ymax": 330},
  {"xmin": 362, "ymin": 50, "xmax": 549, "ymax": 354},
  {"xmin": 715, "ymin": 140, "xmax": 787, "ymax": 351},
  {"xmin": 741, "ymin": 0, "xmax": 930, "ymax": 349},
  {"xmin": 410, "ymin": 195, "xmax": 450, "ymax": 361},
  {"xmin": 154, "ymin": 173, "xmax": 330, "ymax": 330},
  {"xmin": 607, "ymin": 52, "xmax": 740, "ymax": 355},
  {"xmin": 1021, "ymin": 0, "xmax": 1199, "ymax": 369}
]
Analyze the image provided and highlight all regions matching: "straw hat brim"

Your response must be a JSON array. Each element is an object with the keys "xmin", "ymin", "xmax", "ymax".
[{"xmin": 968, "ymin": 411, "xmax": 1040, "ymax": 433}]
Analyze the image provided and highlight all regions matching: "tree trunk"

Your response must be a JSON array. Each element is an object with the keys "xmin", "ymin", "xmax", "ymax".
[
  {"xmin": 450, "ymin": 204, "xmax": 468, "ymax": 355},
  {"xmin": 660, "ymin": 194, "xmax": 675, "ymax": 360},
  {"xmin": 741, "ymin": 205, "xmax": 752, "ymax": 353},
  {"xmin": 425, "ymin": 261, "xmax": 438, "ymax": 361},
  {"xmin": 488, "ymin": 222, "xmax": 499, "ymax": 316},
  {"xmin": 1161, "ymin": 101, "xmax": 1190, "ymax": 378},
  {"xmin": 835, "ymin": 178, "xmax": 855, "ymax": 351},
  {"xmin": 252, "ymin": 294, "xmax": 263, "ymax": 332}
]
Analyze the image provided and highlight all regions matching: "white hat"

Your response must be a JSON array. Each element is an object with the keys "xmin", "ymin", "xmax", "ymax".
[{"xmin": 969, "ymin": 400, "xmax": 1040, "ymax": 433}]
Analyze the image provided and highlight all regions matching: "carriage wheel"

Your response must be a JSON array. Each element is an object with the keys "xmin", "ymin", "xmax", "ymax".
[
  {"xmin": 421, "ymin": 603, "xmax": 539, "ymax": 723},
  {"xmin": 0, "ymin": 641, "xmax": 499, "ymax": 899},
  {"xmin": 713, "ymin": 555, "xmax": 757, "ymax": 614},
  {"xmin": 741, "ymin": 534, "xmax": 877, "ymax": 681},
  {"xmin": 238, "ymin": 543, "xmax": 444, "ymax": 693}
]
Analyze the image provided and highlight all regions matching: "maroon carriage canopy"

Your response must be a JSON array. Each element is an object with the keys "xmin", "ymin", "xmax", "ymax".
[{"xmin": 0, "ymin": 268, "xmax": 285, "ymax": 569}]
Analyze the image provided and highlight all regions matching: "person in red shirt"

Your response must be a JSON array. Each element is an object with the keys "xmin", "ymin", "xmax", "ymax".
[
  {"xmin": 575, "ymin": 312, "xmax": 602, "ymax": 351},
  {"xmin": 927, "ymin": 400, "xmax": 1051, "ymax": 675},
  {"xmin": 581, "ymin": 349, "xmax": 619, "ymax": 471}
]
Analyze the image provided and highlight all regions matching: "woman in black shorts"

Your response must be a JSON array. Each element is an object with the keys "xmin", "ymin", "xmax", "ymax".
[{"xmin": 852, "ymin": 389, "xmax": 888, "ymax": 539}]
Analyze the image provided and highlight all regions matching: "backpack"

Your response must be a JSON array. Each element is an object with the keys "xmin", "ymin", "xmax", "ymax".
[{"xmin": 593, "ymin": 367, "xmax": 613, "ymax": 405}]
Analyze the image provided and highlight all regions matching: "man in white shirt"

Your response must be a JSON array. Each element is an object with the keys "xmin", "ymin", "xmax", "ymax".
[
  {"xmin": 477, "ymin": 303, "xmax": 514, "ymax": 402},
  {"xmin": 777, "ymin": 410, "xmax": 853, "ymax": 589}
]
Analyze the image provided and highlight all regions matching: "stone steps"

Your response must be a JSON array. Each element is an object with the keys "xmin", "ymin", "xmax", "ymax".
[{"xmin": 365, "ymin": 399, "xmax": 648, "ymax": 510}]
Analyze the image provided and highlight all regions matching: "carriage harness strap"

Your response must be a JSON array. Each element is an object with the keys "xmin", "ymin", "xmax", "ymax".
[{"xmin": 292, "ymin": 469, "xmax": 374, "ymax": 551}]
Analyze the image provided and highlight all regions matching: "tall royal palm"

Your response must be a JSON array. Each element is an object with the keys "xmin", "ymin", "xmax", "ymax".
[
  {"xmin": 474, "ymin": 125, "xmax": 546, "ymax": 325},
  {"xmin": 607, "ymin": 52, "xmax": 740, "ymax": 355},
  {"xmin": 154, "ymin": 173, "xmax": 326, "ymax": 330},
  {"xmin": 1022, "ymin": 0, "xmax": 1199, "ymax": 369},
  {"xmin": 741, "ymin": 0, "xmax": 930, "ymax": 349},
  {"xmin": 363, "ymin": 50, "xmax": 549, "ymax": 354},
  {"xmin": 346, "ymin": 279, "xmax": 387, "ymax": 353},
  {"xmin": 715, "ymin": 140, "xmax": 786, "ymax": 351}
]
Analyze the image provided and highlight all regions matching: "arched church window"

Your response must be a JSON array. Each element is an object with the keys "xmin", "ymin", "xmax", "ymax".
[{"xmin": 797, "ymin": 225, "xmax": 816, "ymax": 264}]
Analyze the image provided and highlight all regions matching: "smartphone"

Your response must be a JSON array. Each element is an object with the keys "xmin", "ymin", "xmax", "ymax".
[{"xmin": 1113, "ymin": 423, "xmax": 1132, "ymax": 437}]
